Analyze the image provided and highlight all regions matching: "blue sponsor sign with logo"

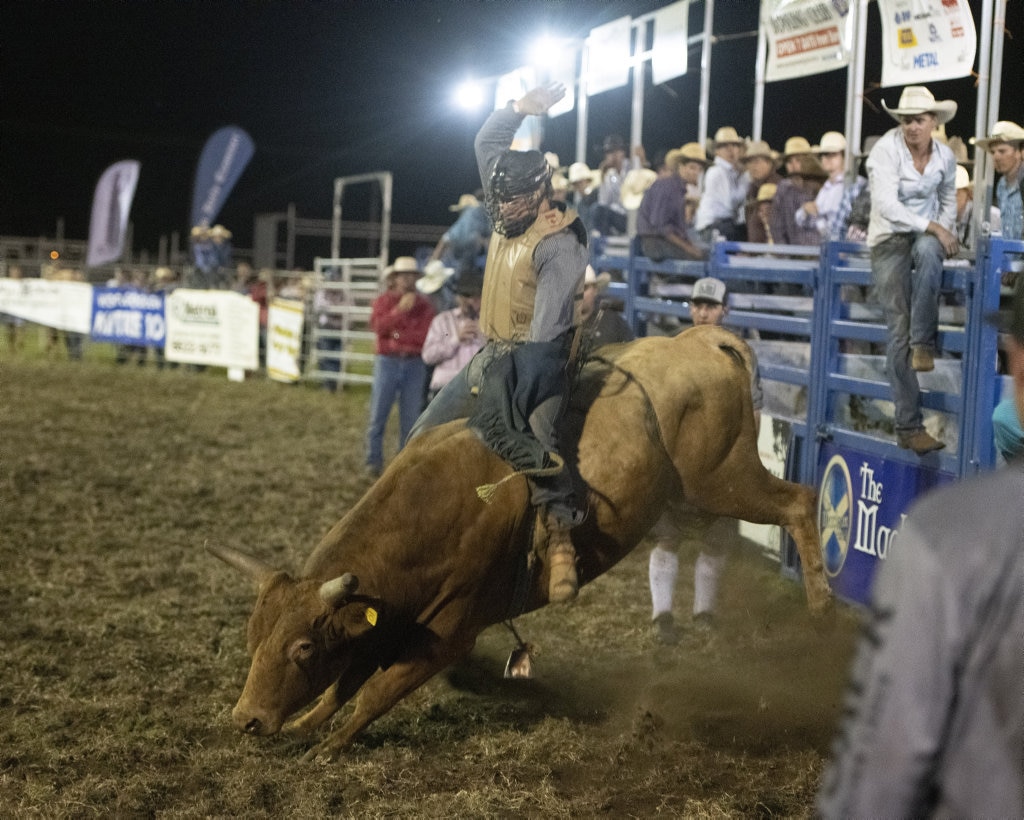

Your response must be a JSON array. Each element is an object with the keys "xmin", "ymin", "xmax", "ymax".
[
  {"xmin": 817, "ymin": 442, "xmax": 954, "ymax": 605},
  {"xmin": 90, "ymin": 287, "xmax": 166, "ymax": 347}
]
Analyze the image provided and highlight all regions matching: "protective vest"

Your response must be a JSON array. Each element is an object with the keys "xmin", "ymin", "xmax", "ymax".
[{"xmin": 480, "ymin": 206, "xmax": 583, "ymax": 342}]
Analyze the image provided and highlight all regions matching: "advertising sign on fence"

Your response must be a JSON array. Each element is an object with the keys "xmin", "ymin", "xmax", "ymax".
[
  {"xmin": 817, "ymin": 441, "xmax": 954, "ymax": 605},
  {"xmin": 164, "ymin": 289, "xmax": 258, "ymax": 370},
  {"xmin": 0, "ymin": 277, "xmax": 93, "ymax": 334},
  {"xmin": 266, "ymin": 297, "xmax": 305, "ymax": 383},
  {"xmin": 90, "ymin": 287, "xmax": 165, "ymax": 347},
  {"xmin": 877, "ymin": 0, "xmax": 977, "ymax": 88},
  {"xmin": 762, "ymin": 0, "xmax": 854, "ymax": 82}
]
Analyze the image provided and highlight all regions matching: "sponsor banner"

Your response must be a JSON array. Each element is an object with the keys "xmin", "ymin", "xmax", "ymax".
[
  {"xmin": 266, "ymin": 297, "xmax": 305, "ymax": 383},
  {"xmin": 86, "ymin": 160, "xmax": 141, "ymax": 268},
  {"xmin": 762, "ymin": 0, "xmax": 853, "ymax": 82},
  {"xmin": 651, "ymin": 1, "xmax": 689, "ymax": 85},
  {"xmin": 0, "ymin": 277, "xmax": 92, "ymax": 333},
  {"xmin": 90, "ymin": 287, "xmax": 165, "ymax": 347},
  {"xmin": 164, "ymin": 289, "xmax": 258, "ymax": 370},
  {"xmin": 189, "ymin": 126, "xmax": 255, "ymax": 229},
  {"xmin": 586, "ymin": 16, "xmax": 632, "ymax": 96},
  {"xmin": 817, "ymin": 441, "xmax": 954, "ymax": 605},
  {"xmin": 739, "ymin": 415, "xmax": 791, "ymax": 559},
  {"xmin": 878, "ymin": 0, "xmax": 977, "ymax": 88}
]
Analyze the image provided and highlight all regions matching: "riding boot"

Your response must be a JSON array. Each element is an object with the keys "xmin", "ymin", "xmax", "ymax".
[{"xmin": 545, "ymin": 514, "xmax": 578, "ymax": 603}]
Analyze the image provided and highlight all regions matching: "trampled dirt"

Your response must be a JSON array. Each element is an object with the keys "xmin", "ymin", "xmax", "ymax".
[{"xmin": 0, "ymin": 352, "xmax": 860, "ymax": 817}]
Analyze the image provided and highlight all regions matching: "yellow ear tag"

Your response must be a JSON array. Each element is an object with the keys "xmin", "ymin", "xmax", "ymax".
[{"xmin": 365, "ymin": 607, "xmax": 378, "ymax": 627}]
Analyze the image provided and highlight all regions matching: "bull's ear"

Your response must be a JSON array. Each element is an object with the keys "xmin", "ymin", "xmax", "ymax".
[
  {"xmin": 319, "ymin": 573, "xmax": 359, "ymax": 608},
  {"xmin": 207, "ymin": 543, "xmax": 277, "ymax": 583}
]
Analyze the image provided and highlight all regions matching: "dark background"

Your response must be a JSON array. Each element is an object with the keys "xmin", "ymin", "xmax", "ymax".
[{"xmin": 2, "ymin": 1, "xmax": 1020, "ymax": 262}]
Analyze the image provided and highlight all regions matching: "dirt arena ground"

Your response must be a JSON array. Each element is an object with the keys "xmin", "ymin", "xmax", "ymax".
[{"xmin": 1, "ymin": 347, "xmax": 861, "ymax": 817}]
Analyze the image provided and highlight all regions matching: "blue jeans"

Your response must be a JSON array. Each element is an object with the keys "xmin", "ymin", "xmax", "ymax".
[
  {"xmin": 365, "ymin": 354, "xmax": 427, "ymax": 470},
  {"xmin": 871, "ymin": 232, "xmax": 943, "ymax": 433}
]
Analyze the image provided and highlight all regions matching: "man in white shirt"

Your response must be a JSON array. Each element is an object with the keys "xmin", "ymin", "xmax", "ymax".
[{"xmin": 694, "ymin": 127, "xmax": 748, "ymax": 243}]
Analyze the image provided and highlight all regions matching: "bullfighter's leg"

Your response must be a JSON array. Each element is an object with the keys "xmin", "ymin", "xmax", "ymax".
[{"xmin": 305, "ymin": 637, "xmax": 476, "ymax": 763}]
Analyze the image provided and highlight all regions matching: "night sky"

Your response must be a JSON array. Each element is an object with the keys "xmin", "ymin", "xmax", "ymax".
[{"xmin": 3, "ymin": 1, "xmax": 1021, "ymax": 262}]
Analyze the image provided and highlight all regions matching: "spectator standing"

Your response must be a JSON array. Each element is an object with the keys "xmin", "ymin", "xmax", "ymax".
[
  {"xmin": 694, "ymin": 127, "xmax": 748, "ymax": 243},
  {"xmin": 648, "ymin": 277, "xmax": 764, "ymax": 644},
  {"xmin": 975, "ymin": 120, "xmax": 1024, "ymax": 242},
  {"xmin": 430, "ymin": 192, "xmax": 491, "ymax": 278},
  {"xmin": 567, "ymin": 161, "xmax": 599, "ymax": 231},
  {"xmin": 152, "ymin": 267, "xmax": 179, "ymax": 370},
  {"xmin": 770, "ymin": 136, "xmax": 816, "ymax": 245},
  {"xmin": 365, "ymin": 256, "xmax": 435, "ymax": 477},
  {"xmin": 817, "ymin": 285, "xmax": 1024, "ymax": 820},
  {"xmin": 637, "ymin": 142, "xmax": 709, "ymax": 261},
  {"xmin": 796, "ymin": 131, "xmax": 855, "ymax": 242},
  {"xmin": 741, "ymin": 140, "xmax": 782, "ymax": 244},
  {"xmin": 867, "ymin": 85, "xmax": 959, "ymax": 455},
  {"xmin": 421, "ymin": 273, "xmax": 485, "ymax": 403}
]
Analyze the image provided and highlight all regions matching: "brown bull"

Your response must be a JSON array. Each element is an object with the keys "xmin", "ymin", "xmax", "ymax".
[{"xmin": 210, "ymin": 325, "xmax": 832, "ymax": 761}]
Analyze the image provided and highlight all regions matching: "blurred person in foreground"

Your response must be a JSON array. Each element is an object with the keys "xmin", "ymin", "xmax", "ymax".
[
  {"xmin": 867, "ymin": 86, "xmax": 959, "ymax": 455},
  {"xmin": 817, "ymin": 284, "xmax": 1024, "ymax": 819},
  {"xmin": 410, "ymin": 82, "xmax": 589, "ymax": 604}
]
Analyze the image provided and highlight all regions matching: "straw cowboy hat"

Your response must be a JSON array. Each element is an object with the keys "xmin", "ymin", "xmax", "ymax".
[
  {"xmin": 882, "ymin": 86, "xmax": 957, "ymax": 125},
  {"xmin": 666, "ymin": 142, "xmax": 709, "ymax": 170},
  {"xmin": 416, "ymin": 259, "xmax": 455, "ymax": 294},
  {"xmin": 783, "ymin": 136, "xmax": 813, "ymax": 157},
  {"xmin": 954, "ymin": 165, "xmax": 971, "ymax": 191},
  {"xmin": 568, "ymin": 162, "xmax": 593, "ymax": 184},
  {"xmin": 947, "ymin": 136, "xmax": 972, "ymax": 167},
  {"xmin": 712, "ymin": 126, "xmax": 744, "ymax": 147},
  {"xmin": 209, "ymin": 224, "xmax": 232, "ymax": 239},
  {"xmin": 382, "ymin": 255, "xmax": 423, "ymax": 282},
  {"xmin": 741, "ymin": 140, "xmax": 779, "ymax": 164},
  {"xmin": 448, "ymin": 193, "xmax": 479, "ymax": 212},
  {"xmin": 620, "ymin": 167, "xmax": 658, "ymax": 210},
  {"xmin": 814, "ymin": 131, "xmax": 847, "ymax": 154},
  {"xmin": 973, "ymin": 120, "xmax": 1024, "ymax": 149},
  {"xmin": 756, "ymin": 182, "xmax": 778, "ymax": 203}
]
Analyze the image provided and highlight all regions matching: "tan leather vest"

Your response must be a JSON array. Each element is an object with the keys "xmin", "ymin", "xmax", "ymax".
[{"xmin": 480, "ymin": 206, "xmax": 582, "ymax": 342}]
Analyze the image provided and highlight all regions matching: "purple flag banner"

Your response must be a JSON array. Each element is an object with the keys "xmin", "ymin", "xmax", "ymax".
[
  {"xmin": 86, "ymin": 160, "xmax": 141, "ymax": 268},
  {"xmin": 190, "ymin": 126, "xmax": 255, "ymax": 228}
]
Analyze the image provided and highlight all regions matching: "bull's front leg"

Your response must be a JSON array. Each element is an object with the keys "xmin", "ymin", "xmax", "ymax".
[
  {"xmin": 284, "ymin": 654, "xmax": 378, "ymax": 738},
  {"xmin": 304, "ymin": 638, "xmax": 475, "ymax": 763}
]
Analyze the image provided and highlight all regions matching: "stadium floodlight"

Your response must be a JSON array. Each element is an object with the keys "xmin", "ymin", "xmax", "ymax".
[
  {"xmin": 527, "ymin": 34, "xmax": 566, "ymax": 70},
  {"xmin": 453, "ymin": 80, "xmax": 485, "ymax": 112}
]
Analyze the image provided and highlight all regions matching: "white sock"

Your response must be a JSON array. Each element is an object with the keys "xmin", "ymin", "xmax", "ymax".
[
  {"xmin": 649, "ymin": 546, "xmax": 679, "ymax": 619},
  {"xmin": 693, "ymin": 551, "xmax": 726, "ymax": 616}
]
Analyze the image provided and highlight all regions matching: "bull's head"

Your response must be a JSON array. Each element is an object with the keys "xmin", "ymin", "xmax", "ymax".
[{"xmin": 208, "ymin": 544, "xmax": 377, "ymax": 737}]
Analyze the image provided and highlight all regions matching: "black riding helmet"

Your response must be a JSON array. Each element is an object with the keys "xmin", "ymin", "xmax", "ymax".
[{"xmin": 486, "ymin": 149, "xmax": 552, "ymax": 238}]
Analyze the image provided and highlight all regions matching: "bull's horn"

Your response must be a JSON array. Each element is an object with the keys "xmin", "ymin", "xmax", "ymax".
[
  {"xmin": 206, "ymin": 543, "xmax": 277, "ymax": 582},
  {"xmin": 319, "ymin": 573, "xmax": 359, "ymax": 608}
]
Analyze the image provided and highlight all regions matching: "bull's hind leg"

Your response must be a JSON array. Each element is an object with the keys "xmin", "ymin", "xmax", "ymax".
[{"xmin": 685, "ymin": 467, "xmax": 832, "ymax": 615}]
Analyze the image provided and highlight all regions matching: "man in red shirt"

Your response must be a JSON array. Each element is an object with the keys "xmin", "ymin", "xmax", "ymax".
[{"xmin": 365, "ymin": 256, "xmax": 435, "ymax": 477}]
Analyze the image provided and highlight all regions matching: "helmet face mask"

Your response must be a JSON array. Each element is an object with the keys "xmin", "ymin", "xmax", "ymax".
[{"xmin": 487, "ymin": 150, "xmax": 551, "ymax": 237}]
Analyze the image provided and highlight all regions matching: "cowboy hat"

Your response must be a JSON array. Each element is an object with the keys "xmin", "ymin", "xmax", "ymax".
[
  {"xmin": 666, "ymin": 142, "xmax": 710, "ymax": 170},
  {"xmin": 954, "ymin": 165, "xmax": 971, "ymax": 190},
  {"xmin": 741, "ymin": 140, "xmax": 779, "ymax": 164},
  {"xmin": 796, "ymin": 155, "xmax": 829, "ymax": 180},
  {"xmin": 946, "ymin": 136, "xmax": 972, "ymax": 167},
  {"xmin": 568, "ymin": 162, "xmax": 593, "ymax": 184},
  {"xmin": 756, "ymin": 182, "xmax": 777, "ymax": 202},
  {"xmin": 973, "ymin": 120, "xmax": 1024, "ymax": 149},
  {"xmin": 882, "ymin": 86, "xmax": 957, "ymax": 125},
  {"xmin": 814, "ymin": 131, "xmax": 847, "ymax": 154},
  {"xmin": 415, "ymin": 260, "xmax": 454, "ymax": 294},
  {"xmin": 209, "ymin": 224, "xmax": 232, "ymax": 239},
  {"xmin": 383, "ymin": 256, "xmax": 423, "ymax": 282},
  {"xmin": 783, "ymin": 136, "xmax": 813, "ymax": 157},
  {"xmin": 620, "ymin": 168, "xmax": 658, "ymax": 210},
  {"xmin": 448, "ymin": 193, "xmax": 479, "ymax": 212},
  {"xmin": 584, "ymin": 265, "xmax": 611, "ymax": 290},
  {"xmin": 712, "ymin": 126, "xmax": 744, "ymax": 147}
]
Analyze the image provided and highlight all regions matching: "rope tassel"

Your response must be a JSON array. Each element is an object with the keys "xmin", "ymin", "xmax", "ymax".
[{"xmin": 476, "ymin": 453, "xmax": 565, "ymax": 504}]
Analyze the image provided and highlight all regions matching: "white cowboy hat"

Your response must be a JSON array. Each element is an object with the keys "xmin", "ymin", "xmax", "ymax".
[
  {"xmin": 620, "ymin": 168, "xmax": 658, "ymax": 210},
  {"xmin": 782, "ymin": 136, "xmax": 813, "ymax": 157},
  {"xmin": 882, "ymin": 86, "xmax": 957, "ymax": 125},
  {"xmin": 814, "ymin": 131, "xmax": 847, "ymax": 154},
  {"xmin": 954, "ymin": 165, "xmax": 971, "ymax": 190},
  {"xmin": 382, "ymin": 255, "xmax": 423, "ymax": 282},
  {"xmin": 973, "ymin": 120, "xmax": 1024, "ymax": 149},
  {"xmin": 584, "ymin": 264, "xmax": 611, "ymax": 290},
  {"xmin": 712, "ymin": 126, "xmax": 744, "ymax": 147},
  {"xmin": 567, "ymin": 162, "xmax": 593, "ymax": 184},
  {"xmin": 415, "ymin": 260, "xmax": 455, "ymax": 294},
  {"xmin": 667, "ymin": 142, "xmax": 710, "ymax": 168}
]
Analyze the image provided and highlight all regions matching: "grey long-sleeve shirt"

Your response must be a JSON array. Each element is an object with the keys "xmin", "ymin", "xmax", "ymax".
[
  {"xmin": 817, "ymin": 463, "xmax": 1024, "ymax": 819},
  {"xmin": 473, "ymin": 104, "xmax": 588, "ymax": 344}
]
